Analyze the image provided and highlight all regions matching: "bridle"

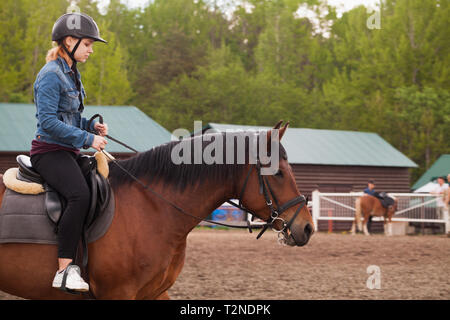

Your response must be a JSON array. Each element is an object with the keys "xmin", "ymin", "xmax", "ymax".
[
  {"xmin": 87, "ymin": 114, "xmax": 308, "ymax": 242},
  {"xmin": 227, "ymin": 160, "xmax": 307, "ymax": 242}
]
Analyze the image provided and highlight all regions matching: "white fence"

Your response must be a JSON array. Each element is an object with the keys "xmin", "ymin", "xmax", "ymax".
[{"xmin": 311, "ymin": 191, "xmax": 449, "ymax": 233}]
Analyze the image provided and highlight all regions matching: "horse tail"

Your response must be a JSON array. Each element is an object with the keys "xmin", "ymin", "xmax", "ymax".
[{"xmin": 355, "ymin": 197, "xmax": 362, "ymax": 231}]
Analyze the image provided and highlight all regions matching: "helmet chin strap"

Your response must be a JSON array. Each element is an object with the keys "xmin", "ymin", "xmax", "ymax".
[{"xmin": 60, "ymin": 38, "xmax": 82, "ymax": 70}]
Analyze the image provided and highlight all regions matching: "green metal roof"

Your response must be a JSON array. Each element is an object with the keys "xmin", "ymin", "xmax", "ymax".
[
  {"xmin": 412, "ymin": 155, "xmax": 450, "ymax": 190},
  {"xmin": 205, "ymin": 123, "xmax": 418, "ymax": 168},
  {"xmin": 0, "ymin": 103, "xmax": 173, "ymax": 153}
]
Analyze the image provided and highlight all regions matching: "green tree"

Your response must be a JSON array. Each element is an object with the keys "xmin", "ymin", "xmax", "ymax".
[
  {"xmin": 0, "ymin": 0, "xmax": 29, "ymax": 101},
  {"xmin": 78, "ymin": 21, "xmax": 133, "ymax": 105},
  {"xmin": 148, "ymin": 43, "xmax": 251, "ymax": 131},
  {"xmin": 392, "ymin": 86, "xmax": 450, "ymax": 181},
  {"xmin": 323, "ymin": 0, "xmax": 450, "ymax": 181},
  {"xmin": 21, "ymin": 0, "xmax": 69, "ymax": 99}
]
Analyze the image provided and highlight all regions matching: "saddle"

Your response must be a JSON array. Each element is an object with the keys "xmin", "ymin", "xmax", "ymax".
[
  {"xmin": 10, "ymin": 153, "xmax": 111, "ymax": 230},
  {"xmin": 375, "ymin": 192, "xmax": 395, "ymax": 209},
  {"xmin": 0, "ymin": 152, "xmax": 115, "ymax": 269}
]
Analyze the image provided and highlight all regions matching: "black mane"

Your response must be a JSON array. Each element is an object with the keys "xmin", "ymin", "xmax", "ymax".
[{"xmin": 108, "ymin": 131, "xmax": 286, "ymax": 191}]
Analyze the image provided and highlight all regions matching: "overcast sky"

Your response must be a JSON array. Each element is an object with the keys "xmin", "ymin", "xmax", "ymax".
[
  {"xmin": 97, "ymin": 0, "xmax": 381, "ymax": 14},
  {"xmin": 325, "ymin": 0, "xmax": 381, "ymax": 13}
]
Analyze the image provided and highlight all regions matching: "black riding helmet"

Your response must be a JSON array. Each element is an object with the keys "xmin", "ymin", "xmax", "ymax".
[
  {"xmin": 52, "ymin": 13, "xmax": 106, "ymax": 64},
  {"xmin": 52, "ymin": 12, "xmax": 107, "ymax": 43}
]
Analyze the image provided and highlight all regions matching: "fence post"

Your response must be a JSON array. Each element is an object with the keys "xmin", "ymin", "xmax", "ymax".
[
  {"xmin": 328, "ymin": 209, "xmax": 333, "ymax": 233},
  {"xmin": 312, "ymin": 190, "xmax": 320, "ymax": 232}
]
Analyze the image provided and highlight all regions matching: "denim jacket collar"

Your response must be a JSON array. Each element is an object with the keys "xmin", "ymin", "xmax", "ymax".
[
  {"xmin": 57, "ymin": 56, "xmax": 72, "ymax": 74},
  {"xmin": 56, "ymin": 56, "xmax": 81, "ymax": 83}
]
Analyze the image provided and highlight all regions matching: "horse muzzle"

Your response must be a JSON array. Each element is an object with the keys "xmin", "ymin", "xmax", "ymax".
[{"xmin": 283, "ymin": 221, "xmax": 314, "ymax": 247}]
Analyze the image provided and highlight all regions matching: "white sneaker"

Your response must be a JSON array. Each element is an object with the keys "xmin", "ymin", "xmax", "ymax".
[{"xmin": 52, "ymin": 265, "xmax": 89, "ymax": 292}]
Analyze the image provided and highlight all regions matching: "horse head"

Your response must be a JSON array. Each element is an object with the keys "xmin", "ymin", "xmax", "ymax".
[
  {"xmin": 238, "ymin": 121, "xmax": 314, "ymax": 246},
  {"xmin": 387, "ymin": 197, "xmax": 398, "ymax": 218}
]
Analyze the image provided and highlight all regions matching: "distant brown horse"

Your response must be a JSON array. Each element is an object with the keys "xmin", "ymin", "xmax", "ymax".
[
  {"xmin": 0, "ymin": 121, "xmax": 314, "ymax": 299},
  {"xmin": 351, "ymin": 194, "xmax": 398, "ymax": 236}
]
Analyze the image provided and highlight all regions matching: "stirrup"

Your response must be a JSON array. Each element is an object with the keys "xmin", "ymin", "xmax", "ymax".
[{"xmin": 59, "ymin": 264, "xmax": 86, "ymax": 295}]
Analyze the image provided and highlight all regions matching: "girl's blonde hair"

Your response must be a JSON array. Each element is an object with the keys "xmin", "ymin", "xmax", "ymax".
[{"xmin": 45, "ymin": 40, "xmax": 71, "ymax": 63}]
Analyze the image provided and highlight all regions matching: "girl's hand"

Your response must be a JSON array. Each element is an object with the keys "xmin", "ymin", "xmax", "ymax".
[
  {"xmin": 92, "ymin": 135, "xmax": 108, "ymax": 151},
  {"xmin": 94, "ymin": 122, "xmax": 108, "ymax": 137}
]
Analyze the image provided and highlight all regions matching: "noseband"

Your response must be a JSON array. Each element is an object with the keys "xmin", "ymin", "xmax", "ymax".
[{"xmin": 227, "ymin": 161, "xmax": 307, "ymax": 241}]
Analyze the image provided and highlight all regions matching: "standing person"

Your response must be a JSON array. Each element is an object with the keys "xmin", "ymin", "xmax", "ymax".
[
  {"xmin": 431, "ymin": 177, "xmax": 449, "ymax": 221},
  {"xmin": 30, "ymin": 12, "xmax": 108, "ymax": 292}
]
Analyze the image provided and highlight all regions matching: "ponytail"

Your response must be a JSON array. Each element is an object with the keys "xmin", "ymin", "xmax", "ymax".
[{"xmin": 45, "ymin": 40, "xmax": 71, "ymax": 64}]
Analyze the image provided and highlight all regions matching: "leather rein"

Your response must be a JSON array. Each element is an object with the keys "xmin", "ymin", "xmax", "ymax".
[{"xmin": 87, "ymin": 115, "xmax": 307, "ymax": 240}]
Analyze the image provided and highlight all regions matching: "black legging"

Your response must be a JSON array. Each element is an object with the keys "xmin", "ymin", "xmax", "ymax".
[{"xmin": 31, "ymin": 150, "xmax": 90, "ymax": 259}]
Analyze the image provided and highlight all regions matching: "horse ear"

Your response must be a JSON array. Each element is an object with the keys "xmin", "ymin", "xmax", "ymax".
[
  {"xmin": 266, "ymin": 121, "xmax": 289, "ymax": 145},
  {"xmin": 279, "ymin": 121, "xmax": 289, "ymax": 141},
  {"xmin": 265, "ymin": 121, "xmax": 288, "ymax": 154},
  {"xmin": 273, "ymin": 120, "xmax": 283, "ymax": 129}
]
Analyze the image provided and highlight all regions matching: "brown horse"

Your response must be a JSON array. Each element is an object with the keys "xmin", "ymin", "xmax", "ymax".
[
  {"xmin": 351, "ymin": 194, "xmax": 398, "ymax": 236},
  {"xmin": 0, "ymin": 121, "xmax": 314, "ymax": 299}
]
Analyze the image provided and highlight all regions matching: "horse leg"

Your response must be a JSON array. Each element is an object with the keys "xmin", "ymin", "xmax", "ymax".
[
  {"xmin": 135, "ymin": 240, "xmax": 186, "ymax": 300},
  {"xmin": 354, "ymin": 198, "xmax": 362, "ymax": 233},
  {"xmin": 363, "ymin": 222, "xmax": 370, "ymax": 235},
  {"xmin": 155, "ymin": 291, "xmax": 170, "ymax": 300},
  {"xmin": 358, "ymin": 219, "xmax": 363, "ymax": 233},
  {"xmin": 385, "ymin": 216, "xmax": 393, "ymax": 236},
  {"xmin": 350, "ymin": 221, "xmax": 356, "ymax": 235},
  {"xmin": 363, "ymin": 214, "xmax": 370, "ymax": 236}
]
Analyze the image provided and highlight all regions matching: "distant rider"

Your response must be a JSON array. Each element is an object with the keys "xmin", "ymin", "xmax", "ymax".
[{"xmin": 364, "ymin": 180, "xmax": 378, "ymax": 197}]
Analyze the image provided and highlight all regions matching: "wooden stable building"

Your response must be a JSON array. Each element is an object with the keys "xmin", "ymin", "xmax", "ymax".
[{"xmin": 0, "ymin": 103, "xmax": 173, "ymax": 173}]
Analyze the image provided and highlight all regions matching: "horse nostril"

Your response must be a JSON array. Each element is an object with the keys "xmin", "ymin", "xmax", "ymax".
[{"xmin": 304, "ymin": 223, "xmax": 313, "ymax": 238}]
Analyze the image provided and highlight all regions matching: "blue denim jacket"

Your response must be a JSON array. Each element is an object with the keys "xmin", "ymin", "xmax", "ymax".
[
  {"xmin": 33, "ymin": 56, "xmax": 95, "ymax": 149},
  {"xmin": 364, "ymin": 188, "xmax": 377, "ymax": 196}
]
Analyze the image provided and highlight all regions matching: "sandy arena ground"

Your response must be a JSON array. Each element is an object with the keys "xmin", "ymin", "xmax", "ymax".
[{"xmin": 1, "ymin": 228, "xmax": 449, "ymax": 300}]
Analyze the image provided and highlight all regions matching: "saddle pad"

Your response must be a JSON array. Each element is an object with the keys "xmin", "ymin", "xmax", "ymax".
[
  {"xmin": 2, "ymin": 152, "xmax": 110, "ymax": 196},
  {"xmin": 3, "ymin": 168, "xmax": 45, "ymax": 195},
  {"xmin": 0, "ymin": 188, "xmax": 115, "ymax": 245}
]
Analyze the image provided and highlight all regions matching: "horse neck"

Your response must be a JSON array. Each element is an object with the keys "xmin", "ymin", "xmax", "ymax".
[
  {"xmin": 189, "ymin": 179, "xmax": 236, "ymax": 215},
  {"xmin": 158, "ymin": 178, "xmax": 238, "ymax": 236}
]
